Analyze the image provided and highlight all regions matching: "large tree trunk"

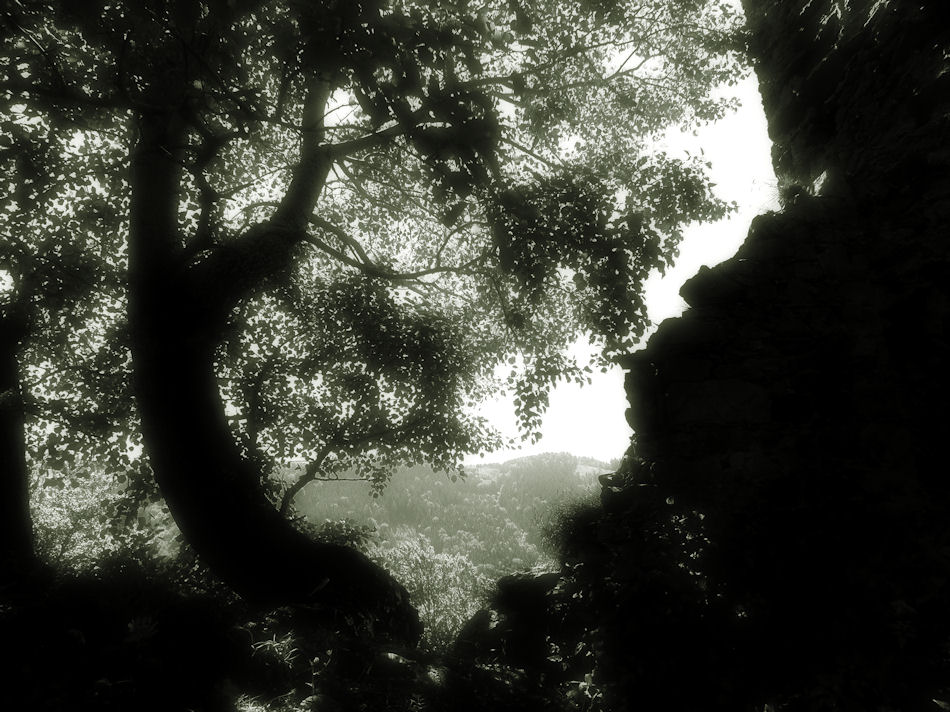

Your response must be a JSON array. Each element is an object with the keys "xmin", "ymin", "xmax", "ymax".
[
  {"xmin": 0, "ymin": 316, "xmax": 33, "ymax": 588},
  {"xmin": 128, "ymin": 107, "xmax": 421, "ymax": 645}
]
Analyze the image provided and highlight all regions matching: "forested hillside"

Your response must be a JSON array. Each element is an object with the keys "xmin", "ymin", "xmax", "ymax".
[
  {"xmin": 294, "ymin": 452, "xmax": 609, "ymax": 648},
  {"xmin": 28, "ymin": 451, "xmax": 609, "ymax": 653}
]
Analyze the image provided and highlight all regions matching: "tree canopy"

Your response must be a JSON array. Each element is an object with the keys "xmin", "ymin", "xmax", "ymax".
[
  {"xmin": 4, "ymin": 0, "xmax": 744, "ymax": 485},
  {"xmin": 1, "ymin": 0, "xmax": 746, "ymax": 627}
]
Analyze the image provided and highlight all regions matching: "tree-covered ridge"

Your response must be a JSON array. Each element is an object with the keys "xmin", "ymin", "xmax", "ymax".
[
  {"xmin": 298, "ymin": 453, "xmax": 605, "ymax": 566},
  {"xmin": 292, "ymin": 452, "xmax": 606, "ymax": 650}
]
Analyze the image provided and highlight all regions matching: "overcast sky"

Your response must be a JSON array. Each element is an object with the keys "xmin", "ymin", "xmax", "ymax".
[{"xmin": 467, "ymin": 74, "xmax": 780, "ymax": 465}]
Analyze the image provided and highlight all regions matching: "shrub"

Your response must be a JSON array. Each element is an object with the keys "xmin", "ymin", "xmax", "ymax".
[
  {"xmin": 30, "ymin": 466, "xmax": 169, "ymax": 572},
  {"xmin": 372, "ymin": 532, "xmax": 492, "ymax": 652}
]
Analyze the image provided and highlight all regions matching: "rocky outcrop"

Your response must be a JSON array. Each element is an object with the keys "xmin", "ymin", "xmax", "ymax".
[
  {"xmin": 585, "ymin": 1, "xmax": 950, "ymax": 709},
  {"xmin": 742, "ymin": 0, "xmax": 950, "ymax": 196},
  {"xmin": 445, "ymin": 4, "xmax": 950, "ymax": 710}
]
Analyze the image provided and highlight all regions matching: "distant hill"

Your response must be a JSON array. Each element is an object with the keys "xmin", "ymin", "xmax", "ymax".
[
  {"xmin": 470, "ymin": 451, "xmax": 617, "ymax": 478},
  {"xmin": 293, "ymin": 451, "xmax": 604, "ymax": 574},
  {"xmin": 291, "ymin": 451, "xmax": 607, "ymax": 649}
]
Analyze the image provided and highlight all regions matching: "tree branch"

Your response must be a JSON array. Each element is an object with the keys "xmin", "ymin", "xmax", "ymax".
[
  {"xmin": 237, "ymin": 203, "xmax": 491, "ymax": 284},
  {"xmin": 272, "ymin": 77, "xmax": 334, "ymax": 229},
  {"xmin": 128, "ymin": 109, "xmax": 188, "ymax": 273},
  {"xmin": 185, "ymin": 77, "xmax": 335, "ymax": 328},
  {"xmin": 500, "ymin": 136, "xmax": 563, "ymax": 169},
  {"xmin": 278, "ymin": 413, "xmax": 427, "ymax": 515},
  {"xmin": 305, "ymin": 220, "xmax": 492, "ymax": 282},
  {"xmin": 279, "ymin": 444, "xmax": 334, "ymax": 516},
  {"xmin": 335, "ymin": 160, "xmax": 426, "ymax": 217},
  {"xmin": 308, "ymin": 215, "xmax": 374, "ymax": 266},
  {"xmin": 0, "ymin": 78, "xmax": 120, "ymax": 111},
  {"xmin": 327, "ymin": 122, "xmax": 406, "ymax": 159},
  {"xmin": 300, "ymin": 231, "xmax": 370, "ymax": 272}
]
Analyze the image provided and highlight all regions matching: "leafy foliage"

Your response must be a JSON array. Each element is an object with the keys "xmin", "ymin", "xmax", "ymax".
[
  {"xmin": 1, "ymin": 94, "xmax": 133, "ymax": 472},
  {"xmin": 30, "ymin": 465, "xmax": 157, "ymax": 572},
  {"xmin": 375, "ymin": 535, "xmax": 492, "ymax": 651},
  {"xmin": 220, "ymin": 273, "xmax": 502, "ymax": 500},
  {"xmin": 2, "ymin": 0, "xmax": 745, "ymax": 518},
  {"xmin": 1, "ymin": 0, "xmax": 748, "ymax": 664}
]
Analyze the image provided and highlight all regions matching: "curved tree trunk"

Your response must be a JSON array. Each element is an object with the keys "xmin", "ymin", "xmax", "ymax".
[{"xmin": 128, "ymin": 105, "xmax": 420, "ymax": 645}]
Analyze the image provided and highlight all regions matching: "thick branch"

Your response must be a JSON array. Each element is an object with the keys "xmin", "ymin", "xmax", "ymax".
[
  {"xmin": 308, "ymin": 215, "xmax": 374, "ymax": 265},
  {"xmin": 128, "ymin": 109, "xmax": 187, "ymax": 272},
  {"xmin": 186, "ymin": 78, "xmax": 334, "ymax": 328},
  {"xmin": 327, "ymin": 122, "xmax": 407, "ymax": 158},
  {"xmin": 304, "ymin": 221, "xmax": 492, "ymax": 282},
  {"xmin": 0, "ymin": 78, "xmax": 120, "ymax": 111},
  {"xmin": 272, "ymin": 77, "xmax": 334, "ymax": 229},
  {"xmin": 500, "ymin": 136, "xmax": 564, "ymax": 169},
  {"xmin": 235, "ymin": 204, "xmax": 491, "ymax": 284}
]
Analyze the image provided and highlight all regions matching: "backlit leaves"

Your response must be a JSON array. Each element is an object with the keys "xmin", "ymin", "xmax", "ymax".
[
  {"xmin": 217, "ymin": 272, "xmax": 501, "ymax": 495},
  {"xmin": 3, "ymin": 0, "xmax": 747, "ymax": 505}
]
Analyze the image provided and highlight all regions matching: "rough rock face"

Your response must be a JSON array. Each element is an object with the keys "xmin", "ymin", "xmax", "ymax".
[
  {"xmin": 591, "ymin": 1, "xmax": 950, "ymax": 709},
  {"xmin": 741, "ymin": 0, "xmax": 950, "ymax": 195},
  {"xmin": 446, "ymin": 4, "xmax": 950, "ymax": 710}
]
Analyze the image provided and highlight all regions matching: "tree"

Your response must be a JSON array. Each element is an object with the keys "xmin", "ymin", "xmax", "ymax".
[
  {"xmin": 1, "ymin": 0, "xmax": 745, "ymax": 635},
  {"xmin": 0, "ymin": 78, "xmax": 130, "ymax": 583}
]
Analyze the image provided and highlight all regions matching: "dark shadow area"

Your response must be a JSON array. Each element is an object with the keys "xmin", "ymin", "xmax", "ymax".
[{"xmin": 470, "ymin": 2, "xmax": 950, "ymax": 710}]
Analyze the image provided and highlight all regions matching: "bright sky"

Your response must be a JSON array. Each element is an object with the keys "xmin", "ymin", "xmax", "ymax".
[{"xmin": 467, "ymin": 74, "xmax": 779, "ymax": 465}]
